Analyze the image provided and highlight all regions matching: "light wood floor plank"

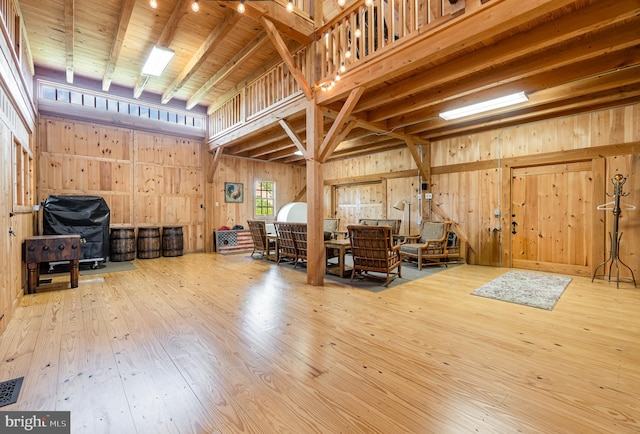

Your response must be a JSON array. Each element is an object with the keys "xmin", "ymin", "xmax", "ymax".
[{"xmin": 0, "ymin": 253, "xmax": 638, "ymax": 433}]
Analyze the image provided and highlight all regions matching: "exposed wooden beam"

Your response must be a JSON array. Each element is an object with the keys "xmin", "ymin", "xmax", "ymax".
[
  {"xmin": 316, "ymin": 0, "xmax": 588, "ymax": 105},
  {"xmin": 404, "ymin": 138, "xmax": 430, "ymax": 183},
  {"xmin": 157, "ymin": 0, "xmax": 190, "ymax": 47},
  {"xmin": 319, "ymin": 87, "xmax": 364, "ymax": 162},
  {"xmin": 389, "ymin": 42, "xmax": 640, "ymax": 130},
  {"xmin": 322, "ymin": 120, "xmax": 357, "ymax": 159},
  {"xmin": 162, "ymin": 9, "xmax": 241, "ymax": 104},
  {"xmin": 207, "ymin": 146, "xmax": 223, "ymax": 184},
  {"xmin": 374, "ymin": 21, "xmax": 640, "ymax": 125},
  {"xmin": 241, "ymin": 2, "xmax": 314, "ymax": 44},
  {"xmin": 187, "ymin": 31, "xmax": 270, "ymax": 109},
  {"xmin": 102, "ymin": 0, "xmax": 136, "ymax": 91},
  {"xmin": 64, "ymin": 0, "xmax": 74, "ymax": 83},
  {"xmin": 356, "ymin": 0, "xmax": 640, "ymax": 116},
  {"xmin": 279, "ymin": 119, "xmax": 307, "ymax": 158},
  {"xmin": 431, "ymin": 202, "xmax": 473, "ymax": 254},
  {"xmin": 324, "ymin": 169, "xmax": 417, "ymax": 186},
  {"xmin": 135, "ymin": 0, "xmax": 190, "ymax": 98},
  {"xmin": 293, "ymin": 186, "xmax": 307, "ymax": 202},
  {"xmin": 261, "ymin": 16, "xmax": 313, "ymax": 100},
  {"xmin": 405, "ymin": 66, "xmax": 640, "ymax": 139},
  {"xmin": 323, "ymin": 107, "xmax": 430, "ymax": 146}
]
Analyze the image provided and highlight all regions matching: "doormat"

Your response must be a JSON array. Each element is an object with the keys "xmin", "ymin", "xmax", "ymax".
[
  {"xmin": 0, "ymin": 377, "xmax": 23, "ymax": 407},
  {"xmin": 471, "ymin": 270, "xmax": 572, "ymax": 310}
]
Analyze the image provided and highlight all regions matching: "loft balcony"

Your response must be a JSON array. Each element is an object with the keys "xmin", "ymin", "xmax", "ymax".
[{"xmin": 207, "ymin": 0, "xmax": 640, "ymax": 164}]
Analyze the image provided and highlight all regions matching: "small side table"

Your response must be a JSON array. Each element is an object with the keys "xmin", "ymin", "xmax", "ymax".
[
  {"xmin": 23, "ymin": 235, "xmax": 81, "ymax": 294},
  {"xmin": 266, "ymin": 234, "xmax": 279, "ymax": 262},
  {"xmin": 325, "ymin": 238, "xmax": 352, "ymax": 278}
]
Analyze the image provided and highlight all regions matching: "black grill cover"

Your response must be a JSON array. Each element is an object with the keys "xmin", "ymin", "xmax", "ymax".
[{"xmin": 43, "ymin": 195, "xmax": 110, "ymax": 261}]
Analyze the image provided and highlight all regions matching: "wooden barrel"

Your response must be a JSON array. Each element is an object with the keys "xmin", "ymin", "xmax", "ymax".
[
  {"xmin": 137, "ymin": 227, "xmax": 161, "ymax": 259},
  {"xmin": 110, "ymin": 228, "xmax": 136, "ymax": 262},
  {"xmin": 162, "ymin": 226, "xmax": 184, "ymax": 257}
]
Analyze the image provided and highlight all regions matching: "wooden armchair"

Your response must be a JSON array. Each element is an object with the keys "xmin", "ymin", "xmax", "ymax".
[
  {"xmin": 247, "ymin": 220, "xmax": 276, "ymax": 259},
  {"xmin": 399, "ymin": 221, "xmax": 451, "ymax": 270},
  {"xmin": 323, "ymin": 218, "xmax": 341, "ymax": 240},
  {"xmin": 274, "ymin": 222, "xmax": 307, "ymax": 267},
  {"xmin": 347, "ymin": 225, "xmax": 402, "ymax": 287}
]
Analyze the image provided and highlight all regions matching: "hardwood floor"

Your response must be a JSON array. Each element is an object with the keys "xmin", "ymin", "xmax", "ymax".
[{"xmin": 1, "ymin": 253, "xmax": 639, "ymax": 433}]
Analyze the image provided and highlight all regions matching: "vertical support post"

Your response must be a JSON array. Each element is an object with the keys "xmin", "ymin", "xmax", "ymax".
[{"xmin": 306, "ymin": 97, "xmax": 325, "ymax": 286}]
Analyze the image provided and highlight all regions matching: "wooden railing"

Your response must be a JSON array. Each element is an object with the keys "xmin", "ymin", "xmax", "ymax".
[
  {"xmin": 315, "ymin": 0, "xmax": 462, "ymax": 87},
  {"xmin": 210, "ymin": 49, "xmax": 306, "ymax": 136},
  {"xmin": 209, "ymin": 0, "xmax": 480, "ymax": 135}
]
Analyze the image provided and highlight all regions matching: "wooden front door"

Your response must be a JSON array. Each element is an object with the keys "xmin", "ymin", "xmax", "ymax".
[{"xmin": 510, "ymin": 161, "xmax": 594, "ymax": 276}]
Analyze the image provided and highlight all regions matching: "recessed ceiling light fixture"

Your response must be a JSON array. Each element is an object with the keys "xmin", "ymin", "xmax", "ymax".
[
  {"xmin": 439, "ymin": 91, "xmax": 529, "ymax": 120},
  {"xmin": 141, "ymin": 46, "xmax": 175, "ymax": 77}
]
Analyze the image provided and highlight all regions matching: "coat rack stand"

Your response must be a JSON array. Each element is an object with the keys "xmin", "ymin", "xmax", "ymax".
[{"xmin": 592, "ymin": 174, "xmax": 637, "ymax": 288}]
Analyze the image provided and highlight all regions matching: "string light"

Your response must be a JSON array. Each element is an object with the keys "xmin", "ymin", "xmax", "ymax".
[
  {"xmin": 337, "ymin": 0, "xmax": 345, "ymax": 5},
  {"xmin": 365, "ymin": 0, "xmax": 373, "ymax": 6},
  {"xmin": 354, "ymin": 28, "xmax": 361, "ymax": 38},
  {"xmin": 152, "ymin": 0, "xmax": 295, "ymax": 14}
]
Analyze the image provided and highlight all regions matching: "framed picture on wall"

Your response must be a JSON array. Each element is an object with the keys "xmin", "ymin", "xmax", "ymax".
[{"xmin": 224, "ymin": 182, "xmax": 244, "ymax": 203}]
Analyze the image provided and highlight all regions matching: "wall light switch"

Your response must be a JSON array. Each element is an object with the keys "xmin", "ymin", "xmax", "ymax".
[
  {"xmin": 424, "ymin": 193, "xmax": 433, "ymax": 200},
  {"xmin": 215, "ymin": 201, "xmax": 219, "ymax": 207}
]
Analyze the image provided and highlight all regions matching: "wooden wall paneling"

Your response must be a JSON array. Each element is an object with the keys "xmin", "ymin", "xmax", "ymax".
[
  {"xmin": 73, "ymin": 122, "xmax": 89, "ymax": 156},
  {"xmin": 386, "ymin": 177, "xmax": 410, "ymax": 231},
  {"xmin": 0, "ymin": 123, "xmax": 10, "ymax": 333},
  {"xmin": 479, "ymin": 168, "xmax": 500, "ymax": 266},
  {"xmin": 205, "ymin": 155, "xmax": 306, "ymax": 247},
  {"xmin": 39, "ymin": 117, "xmax": 204, "ymax": 253}
]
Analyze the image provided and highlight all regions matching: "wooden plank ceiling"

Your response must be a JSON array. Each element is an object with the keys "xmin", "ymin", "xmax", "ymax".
[{"xmin": 19, "ymin": 0, "xmax": 640, "ymax": 164}]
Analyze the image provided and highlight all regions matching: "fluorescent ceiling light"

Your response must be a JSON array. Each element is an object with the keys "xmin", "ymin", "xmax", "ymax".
[
  {"xmin": 141, "ymin": 46, "xmax": 175, "ymax": 77},
  {"xmin": 439, "ymin": 91, "xmax": 529, "ymax": 120}
]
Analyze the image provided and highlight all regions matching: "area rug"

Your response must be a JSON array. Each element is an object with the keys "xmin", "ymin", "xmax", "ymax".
[
  {"xmin": 43, "ymin": 261, "xmax": 136, "ymax": 276},
  {"xmin": 280, "ymin": 254, "xmax": 458, "ymax": 292},
  {"xmin": 471, "ymin": 270, "xmax": 572, "ymax": 310}
]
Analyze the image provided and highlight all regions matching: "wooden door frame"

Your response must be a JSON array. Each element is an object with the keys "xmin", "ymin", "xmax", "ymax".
[
  {"xmin": 330, "ymin": 179, "xmax": 388, "ymax": 220},
  {"xmin": 500, "ymin": 157, "xmax": 606, "ymax": 272}
]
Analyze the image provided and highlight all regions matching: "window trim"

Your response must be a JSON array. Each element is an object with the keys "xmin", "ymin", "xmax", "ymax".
[{"xmin": 254, "ymin": 180, "xmax": 276, "ymax": 218}]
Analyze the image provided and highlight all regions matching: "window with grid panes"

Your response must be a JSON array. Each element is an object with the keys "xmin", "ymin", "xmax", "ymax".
[{"xmin": 254, "ymin": 181, "xmax": 275, "ymax": 217}]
